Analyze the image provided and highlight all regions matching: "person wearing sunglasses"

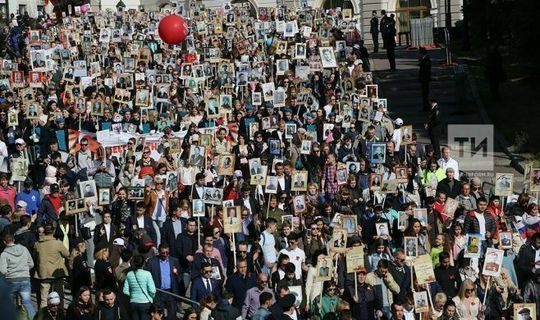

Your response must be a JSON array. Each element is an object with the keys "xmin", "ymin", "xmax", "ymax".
[
  {"xmin": 311, "ymin": 280, "xmax": 341, "ymax": 319},
  {"xmin": 191, "ymin": 262, "xmax": 222, "ymax": 309},
  {"xmin": 35, "ymin": 291, "xmax": 65, "ymax": 320},
  {"xmin": 452, "ymin": 279, "xmax": 481, "ymax": 320},
  {"xmin": 144, "ymin": 176, "xmax": 169, "ymax": 247},
  {"xmin": 278, "ymin": 232, "xmax": 307, "ymax": 280}
]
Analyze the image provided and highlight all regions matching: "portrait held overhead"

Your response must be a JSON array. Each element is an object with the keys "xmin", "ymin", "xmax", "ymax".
[{"xmin": 0, "ymin": 1, "xmax": 535, "ymax": 320}]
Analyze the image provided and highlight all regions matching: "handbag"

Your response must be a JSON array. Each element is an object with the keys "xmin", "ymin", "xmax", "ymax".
[{"xmin": 80, "ymin": 227, "xmax": 92, "ymax": 240}]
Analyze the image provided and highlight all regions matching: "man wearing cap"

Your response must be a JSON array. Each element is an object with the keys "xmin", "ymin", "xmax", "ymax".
[
  {"xmin": 346, "ymin": 268, "xmax": 375, "ymax": 320},
  {"xmin": 0, "ymin": 233, "xmax": 36, "ymax": 319},
  {"xmin": 16, "ymin": 177, "xmax": 41, "ymax": 215},
  {"xmin": 35, "ymin": 292, "xmax": 65, "ymax": 320},
  {"xmin": 436, "ymin": 168, "xmax": 461, "ymax": 199},
  {"xmin": 37, "ymin": 183, "xmax": 62, "ymax": 225},
  {"xmin": 34, "ymin": 223, "xmax": 69, "ymax": 308}
]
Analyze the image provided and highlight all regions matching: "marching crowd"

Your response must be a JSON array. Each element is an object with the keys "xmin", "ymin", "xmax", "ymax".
[{"xmin": 0, "ymin": 3, "xmax": 538, "ymax": 320}]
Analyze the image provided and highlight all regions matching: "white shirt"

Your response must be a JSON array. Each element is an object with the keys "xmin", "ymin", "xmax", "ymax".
[
  {"xmin": 438, "ymin": 157, "xmax": 459, "ymax": 175},
  {"xmin": 137, "ymin": 215, "xmax": 145, "ymax": 228},
  {"xmin": 259, "ymin": 230, "xmax": 277, "ymax": 264},
  {"xmin": 104, "ymin": 223, "xmax": 111, "ymax": 242},
  {"xmin": 474, "ymin": 212, "xmax": 486, "ymax": 238},
  {"xmin": 279, "ymin": 247, "xmax": 306, "ymax": 280}
]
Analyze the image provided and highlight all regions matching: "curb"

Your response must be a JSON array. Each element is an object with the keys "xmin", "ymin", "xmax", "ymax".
[{"xmin": 459, "ymin": 63, "xmax": 525, "ymax": 174}]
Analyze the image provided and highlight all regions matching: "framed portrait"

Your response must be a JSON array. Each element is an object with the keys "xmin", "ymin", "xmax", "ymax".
[
  {"xmin": 217, "ymin": 154, "xmax": 235, "ymax": 176},
  {"xmin": 25, "ymin": 103, "xmax": 41, "ymax": 120},
  {"xmin": 499, "ymin": 231, "xmax": 513, "ymax": 250},
  {"xmin": 319, "ymin": 47, "xmax": 337, "ymax": 68},
  {"xmin": 165, "ymin": 171, "xmax": 178, "ymax": 191},
  {"xmin": 398, "ymin": 211, "xmax": 409, "ymax": 230},
  {"xmin": 199, "ymin": 134, "xmax": 213, "ymax": 148},
  {"xmin": 224, "ymin": 206, "xmax": 242, "ymax": 234},
  {"xmin": 413, "ymin": 291, "xmax": 429, "ymax": 313},
  {"xmin": 276, "ymin": 59, "xmax": 289, "ymax": 76},
  {"xmin": 401, "ymin": 125, "xmax": 413, "ymax": 145},
  {"xmin": 530, "ymin": 168, "xmax": 540, "ymax": 192},
  {"xmin": 28, "ymin": 71, "xmax": 44, "ymax": 88},
  {"xmin": 189, "ymin": 145, "xmax": 206, "ymax": 167},
  {"xmin": 79, "ymin": 180, "xmax": 97, "ymax": 200},
  {"xmin": 268, "ymin": 139, "xmax": 281, "ymax": 155},
  {"xmin": 369, "ymin": 173, "xmax": 382, "ymax": 191},
  {"xmin": 295, "ymin": 43, "xmax": 306, "ymax": 59},
  {"xmin": 366, "ymin": 84, "xmax": 378, "ymax": 98},
  {"xmin": 404, "ymin": 236, "xmax": 418, "ymax": 259},
  {"xmin": 192, "ymin": 199, "xmax": 205, "ymax": 217},
  {"xmin": 98, "ymin": 188, "xmax": 111, "ymax": 206},
  {"xmin": 346, "ymin": 246, "xmax": 365, "ymax": 273},
  {"xmin": 127, "ymin": 187, "xmax": 145, "ymax": 200},
  {"xmin": 342, "ymin": 215, "xmax": 357, "ymax": 235},
  {"xmin": 293, "ymin": 195, "xmax": 306, "ymax": 213},
  {"xmin": 289, "ymin": 285, "xmax": 303, "ymax": 308},
  {"xmin": 482, "ymin": 248, "xmax": 504, "ymax": 277},
  {"xmin": 291, "ymin": 171, "xmax": 308, "ymax": 192},
  {"xmin": 65, "ymin": 198, "xmax": 87, "ymax": 215},
  {"xmin": 414, "ymin": 208, "xmax": 428, "ymax": 226},
  {"xmin": 265, "ymin": 176, "xmax": 279, "ymax": 194},
  {"xmin": 11, "ymin": 158, "xmax": 29, "ymax": 181},
  {"xmin": 495, "ymin": 173, "xmax": 514, "ymax": 197},
  {"xmin": 250, "ymin": 166, "xmax": 267, "ymax": 186},
  {"xmin": 375, "ymin": 222, "xmax": 390, "ymax": 238},
  {"xmin": 285, "ymin": 123, "xmax": 296, "ymax": 139},
  {"xmin": 336, "ymin": 168, "xmax": 348, "ymax": 186},
  {"xmin": 275, "ymin": 41, "xmax": 288, "ymax": 55},
  {"xmin": 203, "ymin": 187, "xmax": 223, "ymax": 205},
  {"xmin": 395, "ymin": 166, "xmax": 408, "ymax": 182},
  {"xmin": 443, "ymin": 197, "xmax": 459, "ymax": 220},
  {"xmin": 206, "ymin": 96, "xmax": 220, "ymax": 118},
  {"xmin": 316, "ymin": 256, "xmax": 334, "ymax": 281},
  {"xmin": 281, "ymin": 215, "xmax": 293, "ymax": 227},
  {"xmin": 300, "ymin": 140, "xmax": 312, "ymax": 155},
  {"xmin": 252, "ymin": 92, "xmax": 262, "ymax": 106},
  {"xmin": 370, "ymin": 143, "xmax": 386, "ymax": 164},
  {"xmin": 464, "ymin": 233, "xmax": 483, "ymax": 258},
  {"xmin": 330, "ymin": 227, "xmax": 348, "ymax": 253},
  {"xmin": 513, "ymin": 303, "xmax": 536, "ymax": 320},
  {"xmin": 10, "ymin": 70, "xmax": 25, "ymax": 88},
  {"xmin": 168, "ymin": 138, "xmax": 181, "ymax": 154}
]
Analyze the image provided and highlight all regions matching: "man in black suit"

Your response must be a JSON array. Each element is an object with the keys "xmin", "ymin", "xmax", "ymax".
[
  {"xmin": 370, "ymin": 11, "xmax": 379, "ymax": 53},
  {"xmin": 191, "ymin": 244, "xmax": 223, "ymax": 282},
  {"xmin": 187, "ymin": 173, "xmax": 207, "ymax": 200},
  {"xmin": 161, "ymin": 203, "xmax": 186, "ymax": 256},
  {"xmin": 173, "ymin": 218, "xmax": 199, "ymax": 295},
  {"xmin": 234, "ymin": 184, "xmax": 260, "ymax": 217},
  {"xmin": 93, "ymin": 211, "xmax": 119, "ymax": 250},
  {"xmin": 225, "ymin": 258, "xmax": 257, "ymax": 310},
  {"xmin": 145, "ymin": 243, "xmax": 183, "ymax": 320},
  {"xmin": 191, "ymin": 262, "xmax": 222, "ymax": 309},
  {"xmin": 419, "ymin": 47, "xmax": 432, "ymax": 111},
  {"xmin": 426, "ymin": 99, "xmax": 441, "ymax": 159},
  {"xmin": 125, "ymin": 201, "xmax": 157, "ymax": 244},
  {"xmin": 274, "ymin": 162, "xmax": 291, "ymax": 197}
]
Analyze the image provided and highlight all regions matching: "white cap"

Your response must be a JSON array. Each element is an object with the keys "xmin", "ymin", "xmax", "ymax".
[
  {"xmin": 353, "ymin": 59, "xmax": 363, "ymax": 66},
  {"xmin": 191, "ymin": 134, "xmax": 199, "ymax": 142},
  {"xmin": 15, "ymin": 138, "xmax": 25, "ymax": 145},
  {"xmin": 48, "ymin": 292, "xmax": 60, "ymax": 305},
  {"xmin": 394, "ymin": 118, "xmax": 403, "ymax": 126},
  {"xmin": 113, "ymin": 238, "xmax": 125, "ymax": 246},
  {"xmin": 16, "ymin": 200, "xmax": 27, "ymax": 208}
]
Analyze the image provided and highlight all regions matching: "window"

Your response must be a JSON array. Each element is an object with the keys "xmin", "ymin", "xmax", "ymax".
[{"xmin": 19, "ymin": 4, "xmax": 27, "ymax": 15}]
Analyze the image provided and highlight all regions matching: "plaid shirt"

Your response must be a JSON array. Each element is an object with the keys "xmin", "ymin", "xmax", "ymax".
[{"xmin": 323, "ymin": 164, "xmax": 338, "ymax": 195}]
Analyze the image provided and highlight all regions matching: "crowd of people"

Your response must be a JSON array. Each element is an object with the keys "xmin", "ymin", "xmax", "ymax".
[{"xmin": 0, "ymin": 2, "xmax": 538, "ymax": 320}]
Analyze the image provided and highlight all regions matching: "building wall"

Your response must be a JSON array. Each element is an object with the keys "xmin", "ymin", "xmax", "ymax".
[{"xmin": 7, "ymin": 0, "xmax": 43, "ymax": 18}]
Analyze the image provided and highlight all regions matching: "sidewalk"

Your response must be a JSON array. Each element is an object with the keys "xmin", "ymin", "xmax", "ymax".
[{"xmin": 369, "ymin": 47, "xmax": 523, "ymax": 190}]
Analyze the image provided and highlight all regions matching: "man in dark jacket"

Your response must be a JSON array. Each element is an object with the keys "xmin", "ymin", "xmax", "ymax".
[
  {"xmin": 145, "ymin": 243, "xmax": 183, "ymax": 320},
  {"xmin": 435, "ymin": 252, "xmax": 462, "ymax": 299},
  {"xmin": 515, "ymin": 233, "xmax": 540, "ymax": 290},
  {"xmin": 419, "ymin": 47, "xmax": 432, "ymax": 111},
  {"xmin": 210, "ymin": 291, "xmax": 241, "ymax": 320},
  {"xmin": 426, "ymin": 100, "xmax": 442, "ymax": 158},
  {"xmin": 125, "ymin": 201, "xmax": 157, "ymax": 243},
  {"xmin": 370, "ymin": 11, "xmax": 379, "ymax": 53},
  {"xmin": 173, "ymin": 217, "xmax": 199, "ymax": 295},
  {"xmin": 436, "ymin": 168, "xmax": 461, "ymax": 199},
  {"xmin": 160, "ymin": 203, "xmax": 186, "ymax": 255},
  {"xmin": 225, "ymin": 258, "xmax": 257, "ymax": 310},
  {"xmin": 463, "ymin": 197, "xmax": 496, "ymax": 241},
  {"xmin": 95, "ymin": 290, "xmax": 122, "ymax": 320},
  {"xmin": 37, "ymin": 183, "xmax": 62, "ymax": 226}
]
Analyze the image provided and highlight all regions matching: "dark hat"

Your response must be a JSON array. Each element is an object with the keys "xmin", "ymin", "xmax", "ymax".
[
  {"xmin": 95, "ymin": 243, "xmax": 109, "ymax": 254},
  {"xmin": 23, "ymin": 177, "xmax": 33, "ymax": 187},
  {"xmin": 241, "ymin": 183, "xmax": 251, "ymax": 192},
  {"xmin": 518, "ymin": 308, "xmax": 531, "ymax": 314},
  {"xmin": 50, "ymin": 183, "xmax": 60, "ymax": 193},
  {"xmin": 278, "ymin": 294, "xmax": 296, "ymax": 310}
]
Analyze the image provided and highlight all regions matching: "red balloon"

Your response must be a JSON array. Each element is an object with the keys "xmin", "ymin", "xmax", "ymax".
[{"xmin": 158, "ymin": 15, "xmax": 189, "ymax": 45}]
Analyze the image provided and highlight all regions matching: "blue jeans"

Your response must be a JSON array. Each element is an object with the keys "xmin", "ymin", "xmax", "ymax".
[
  {"xmin": 8, "ymin": 277, "xmax": 36, "ymax": 320},
  {"xmin": 131, "ymin": 302, "xmax": 151, "ymax": 320}
]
